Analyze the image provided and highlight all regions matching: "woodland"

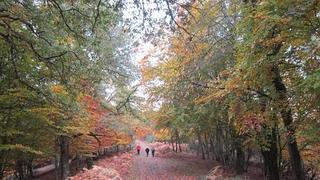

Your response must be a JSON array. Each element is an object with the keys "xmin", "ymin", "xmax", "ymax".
[{"xmin": 0, "ymin": 0, "xmax": 319, "ymax": 180}]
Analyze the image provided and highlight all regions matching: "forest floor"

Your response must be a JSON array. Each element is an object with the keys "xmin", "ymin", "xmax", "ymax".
[{"xmin": 71, "ymin": 140, "xmax": 263, "ymax": 180}]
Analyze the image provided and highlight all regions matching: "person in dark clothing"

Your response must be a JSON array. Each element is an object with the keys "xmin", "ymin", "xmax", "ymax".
[
  {"xmin": 151, "ymin": 147, "xmax": 155, "ymax": 157},
  {"xmin": 145, "ymin": 148, "xmax": 150, "ymax": 157}
]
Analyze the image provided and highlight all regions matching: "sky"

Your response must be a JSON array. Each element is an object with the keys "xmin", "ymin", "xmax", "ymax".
[
  {"xmin": 118, "ymin": 0, "xmax": 175, "ymax": 109},
  {"xmin": 103, "ymin": 0, "xmax": 181, "ymax": 110}
]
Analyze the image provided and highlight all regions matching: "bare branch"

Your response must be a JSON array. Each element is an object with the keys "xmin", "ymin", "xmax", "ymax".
[
  {"xmin": 164, "ymin": 0, "xmax": 192, "ymax": 36},
  {"xmin": 92, "ymin": 0, "xmax": 102, "ymax": 34},
  {"xmin": 116, "ymin": 86, "xmax": 138, "ymax": 112},
  {"xmin": 48, "ymin": 0, "xmax": 84, "ymax": 39}
]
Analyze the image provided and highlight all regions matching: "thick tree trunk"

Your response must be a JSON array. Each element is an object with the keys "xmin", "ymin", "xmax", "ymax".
[
  {"xmin": 245, "ymin": 147, "xmax": 251, "ymax": 171},
  {"xmin": 272, "ymin": 65, "xmax": 304, "ymax": 180},
  {"xmin": 59, "ymin": 135, "xmax": 70, "ymax": 180},
  {"xmin": 261, "ymin": 128, "xmax": 280, "ymax": 180},
  {"xmin": 55, "ymin": 153, "xmax": 60, "ymax": 180},
  {"xmin": 235, "ymin": 140, "xmax": 245, "ymax": 174}
]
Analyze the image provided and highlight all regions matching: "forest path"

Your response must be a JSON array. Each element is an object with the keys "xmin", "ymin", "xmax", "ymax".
[{"xmin": 125, "ymin": 140, "xmax": 216, "ymax": 180}]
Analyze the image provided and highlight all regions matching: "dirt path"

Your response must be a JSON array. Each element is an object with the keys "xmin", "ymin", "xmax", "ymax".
[
  {"xmin": 68, "ymin": 140, "xmax": 263, "ymax": 180},
  {"xmin": 125, "ymin": 141, "xmax": 216, "ymax": 180}
]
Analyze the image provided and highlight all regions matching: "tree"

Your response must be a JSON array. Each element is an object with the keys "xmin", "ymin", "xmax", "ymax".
[
  {"xmin": 142, "ymin": 0, "xmax": 320, "ymax": 179},
  {"xmin": 0, "ymin": 0, "xmax": 137, "ymax": 179}
]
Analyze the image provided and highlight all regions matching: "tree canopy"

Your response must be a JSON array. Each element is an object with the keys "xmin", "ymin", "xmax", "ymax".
[{"xmin": 0, "ymin": 0, "xmax": 319, "ymax": 180}]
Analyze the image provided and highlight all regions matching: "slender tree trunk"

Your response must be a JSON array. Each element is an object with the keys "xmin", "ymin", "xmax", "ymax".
[
  {"xmin": 215, "ymin": 127, "xmax": 223, "ymax": 162},
  {"xmin": 276, "ymin": 125, "xmax": 283, "ymax": 177},
  {"xmin": 75, "ymin": 154, "xmax": 80, "ymax": 171},
  {"xmin": 196, "ymin": 139, "xmax": 200, "ymax": 156},
  {"xmin": 204, "ymin": 132, "xmax": 210, "ymax": 159},
  {"xmin": 171, "ymin": 136, "xmax": 175, "ymax": 152},
  {"xmin": 27, "ymin": 159, "xmax": 33, "ymax": 177},
  {"xmin": 272, "ymin": 65, "xmax": 304, "ymax": 180},
  {"xmin": 175, "ymin": 133, "xmax": 178, "ymax": 153},
  {"xmin": 0, "ymin": 170, "xmax": 3, "ymax": 180},
  {"xmin": 178, "ymin": 140, "xmax": 182, "ymax": 152},
  {"xmin": 86, "ymin": 157, "xmax": 93, "ymax": 169},
  {"xmin": 209, "ymin": 133, "xmax": 216, "ymax": 160},
  {"xmin": 197, "ymin": 133, "xmax": 205, "ymax": 159},
  {"xmin": 15, "ymin": 160, "xmax": 26, "ymax": 180},
  {"xmin": 14, "ymin": 158, "xmax": 33, "ymax": 180},
  {"xmin": 176, "ymin": 130, "xmax": 182, "ymax": 152},
  {"xmin": 0, "ymin": 156, "xmax": 5, "ymax": 180}
]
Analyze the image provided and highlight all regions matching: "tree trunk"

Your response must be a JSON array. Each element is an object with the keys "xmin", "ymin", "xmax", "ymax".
[
  {"xmin": 235, "ymin": 140, "xmax": 245, "ymax": 174},
  {"xmin": 196, "ymin": 139, "xmax": 200, "ymax": 156},
  {"xmin": 261, "ymin": 128, "xmax": 280, "ymax": 180},
  {"xmin": 27, "ymin": 159, "xmax": 33, "ymax": 177},
  {"xmin": 15, "ymin": 160, "xmax": 26, "ymax": 180},
  {"xmin": 204, "ymin": 132, "xmax": 210, "ymax": 159},
  {"xmin": 178, "ymin": 142, "xmax": 182, "ymax": 152},
  {"xmin": 59, "ymin": 135, "xmax": 70, "ymax": 180},
  {"xmin": 176, "ymin": 130, "xmax": 182, "ymax": 152},
  {"xmin": 276, "ymin": 125, "xmax": 283, "ymax": 176},
  {"xmin": 209, "ymin": 133, "xmax": 216, "ymax": 160},
  {"xmin": 245, "ymin": 147, "xmax": 251, "ymax": 172},
  {"xmin": 55, "ymin": 153, "xmax": 60, "ymax": 180},
  {"xmin": 272, "ymin": 65, "xmax": 304, "ymax": 180},
  {"xmin": 15, "ymin": 158, "xmax": 33, "ymax": 180},
  {"xmin": 86, "ymin": 157, "xmax": 93, "ymax": 169},
  {"xmin": 75, "ymin": 154, "xmax": 80, "ymax": 171},
  {"xmin": 197, "ymin": 133, "xmax": 205, "ymax": 159},
  {"xmin": 171, "ymin": 136, "xmax": 175, "ymax": 152},
  {"xmin": 0, "ymin": 156, "xmax": 5, "ymax": 180},
  {"xmin": 175, "ymin": 136, "xmax": 178, "ymax": 153},
  {"xmin": 215, "ymin": 127, "xmax": 223, "ymax": 163}
]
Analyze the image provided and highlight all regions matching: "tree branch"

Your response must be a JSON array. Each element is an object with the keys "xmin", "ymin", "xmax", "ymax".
[
  {"xmin": 92, "ymin": 0, "xmax": 102, "ymax": 34},
  {"xmin": 164, "ymin": 0, "xmax": 192, "ymax": 36}
]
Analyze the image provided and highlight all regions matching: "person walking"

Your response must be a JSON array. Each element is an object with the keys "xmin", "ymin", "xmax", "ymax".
[
  {"xmin": 136, "ymin": 145, "xmax": 141, "ymax": 155},
  {"xmin": 151, "ymin": 147, "xmax": 155, "ymax": 157},
  {"xmin": 145, "ymin": 147, "xmax": 150, "ymax": 157}
]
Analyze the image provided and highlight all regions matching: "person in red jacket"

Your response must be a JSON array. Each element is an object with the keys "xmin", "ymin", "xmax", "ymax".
[{"xmin": 136, "ymin": 145, "xmax": 141, "ymax": 155}]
